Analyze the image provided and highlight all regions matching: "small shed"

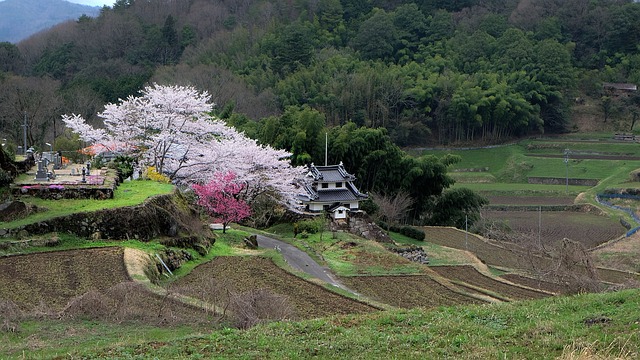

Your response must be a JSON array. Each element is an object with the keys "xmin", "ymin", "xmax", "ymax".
[{"xmin": 329, "ymin": 205, "xmax": 350, "ymax": 220}]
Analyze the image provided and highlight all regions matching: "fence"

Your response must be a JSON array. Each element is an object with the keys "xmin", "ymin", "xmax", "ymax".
[{"xmin": 596, "ymin": 193, "xmax": 640, "ymax": 237}]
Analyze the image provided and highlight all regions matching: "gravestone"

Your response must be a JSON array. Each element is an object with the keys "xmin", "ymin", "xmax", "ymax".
[{"xmin": 34, "ymin": 159, "xmax": 49, "ymax": 181}]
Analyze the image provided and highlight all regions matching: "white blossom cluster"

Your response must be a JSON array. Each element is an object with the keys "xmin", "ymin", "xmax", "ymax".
[{"xmin": 62, "ymin": 84, "xmax": 307, "ymax": 208}]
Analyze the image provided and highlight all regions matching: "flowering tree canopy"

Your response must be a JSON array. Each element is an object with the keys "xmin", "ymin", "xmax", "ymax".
[
  {"xmin": 192, "ymin": 171, "xmax": 251, "ymax": 233},
  {"xmin": 62, "ymin": 84, "xmax": 306, "ymax": 208}
]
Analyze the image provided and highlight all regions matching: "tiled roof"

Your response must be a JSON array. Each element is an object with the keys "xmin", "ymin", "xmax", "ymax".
[
  {"xmin": 316, "ymin": 189, "xmax": 360, "ymax": 202},
  {"xmin": 301, "ymin": 162, "xmax": 367, "ymax": 205},
  {"xmin": 307, "ymin": 163, "xmax": 356, "ymax": 182}
]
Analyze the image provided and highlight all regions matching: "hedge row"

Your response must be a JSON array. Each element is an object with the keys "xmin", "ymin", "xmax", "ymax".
[{"xmin": 377, "ymin": 221, "xmax": 425, "ymax": 241}]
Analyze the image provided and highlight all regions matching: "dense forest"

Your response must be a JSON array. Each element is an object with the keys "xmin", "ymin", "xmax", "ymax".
[
  {"xmin": 1, "ymin": 0, "xmax": 640, "ymax": 206},
  {"xmin": 2, "ymin": 0, "xmax": 640, "ymax": 148}
]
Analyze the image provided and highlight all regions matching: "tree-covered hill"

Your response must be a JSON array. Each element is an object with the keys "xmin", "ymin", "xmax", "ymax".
[
  {"xmin": 2, "ymin": 0, "xmax": 640, "ymax": 151},
  {"xmin": 0, "ymin": 0, "xmax": 100, "ymax": 43}
]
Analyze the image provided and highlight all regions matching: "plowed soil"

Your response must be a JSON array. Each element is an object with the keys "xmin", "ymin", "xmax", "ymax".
[
  {"xmin": 431, "ymin": 265, "xmax": 550, "ymax": 301},
  {"xmin": 423, "ymin": 226, "xmax": 640, "ymax": 285},
  {"xmin": 172, "ymin": 256, "xmax": 377, "ymax": 319},
  {"xmin": 423, "ymin": 227, "xmax": 553, "ymax": 271},
  {"xmin": 0, "ymin": 248, "xmax": 209, "ymax": 324},
  {"xmin": 481, "ymin": 210, "xmax": 623, "ymax": 249},
  {"xmin": 339, "ymin": 275, "xmax": 483, "ymax": 309},
  {"xmin": 0, "ymin": 247, "xmax": 130, "ymax": 310}
]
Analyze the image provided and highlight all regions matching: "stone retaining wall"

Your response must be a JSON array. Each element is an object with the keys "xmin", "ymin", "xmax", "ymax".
[
  {"xmin": 528, "ymin": 177, "xmax": 599, "ymax": 186},
  {"xmin": 0, "ymin": 191, "xmax": 209, "ymax": 247},
  {"xmin": 484, "ymin": 204, "xmax": 605, "ymax": 214}
]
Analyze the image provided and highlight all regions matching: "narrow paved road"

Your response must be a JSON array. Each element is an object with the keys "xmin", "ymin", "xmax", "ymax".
[{"xmin": 255, "ymin": 234, "xmax": 348, "ymax": 290}]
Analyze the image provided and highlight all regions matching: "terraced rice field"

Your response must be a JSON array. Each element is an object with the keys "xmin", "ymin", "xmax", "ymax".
[
  {"xmin": 430, "ymin": 265, "xmax": 551, "ymax": 301},
  {"xmin": 339, "ymin": 275, "xmax": 483, "ymax": 309},
  {"xmin": 172, "ymin": 256, "xmax": 377, "ymax": 319},
  {"xmin": 0, "ymin": 247, "xmax": 130, "ymax": 310},
  {"xmin": 481, "ymin": 210, "xmax": 624, "ymax": 250}
]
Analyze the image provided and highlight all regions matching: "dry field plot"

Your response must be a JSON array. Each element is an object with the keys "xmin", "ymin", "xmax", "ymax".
[
  {"xmin": 481, "ymin": 210, "xmax": 623, "ymax": 249},
  {"xmin": 340, "ymin": 275, "xmax": 483, "ymax": 309},
  {"xmin": 423, "ymin": 227, "xmax": 640, "ymax": 285},
  {"xmin": 0, "ymin": 248, "xmax": 210, "ymax": 324},
  {"xmin": 422, "ymin": 227, "xmax": 548, "ymax": 271},
  {"xmin": 172, "ymin": 256, "xmax": 377, "ymax": 319},
  {"xmin": 430, "ymin": 265, "xmax": 550, "ymax": 300},
  {"xmin": 0, "ymin": 247, "xmax": 130, "ymax": 310}
]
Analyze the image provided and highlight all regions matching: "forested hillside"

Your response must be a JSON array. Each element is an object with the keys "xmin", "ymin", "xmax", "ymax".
[
  {"xmin": 0, "ymin": 0, "xmax": 100, "ymax": 43},
  {"xmin": 1, "ymin": 0, "xmax": 639, "ymax": 152}
]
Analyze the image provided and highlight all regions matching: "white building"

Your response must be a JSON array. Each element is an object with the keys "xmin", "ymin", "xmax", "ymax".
[{"xmin": 299, "ymin": 162, "xmax": 368, "ymax": 219}]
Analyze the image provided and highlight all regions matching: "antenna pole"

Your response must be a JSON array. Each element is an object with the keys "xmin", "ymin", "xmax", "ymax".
[
  {"xmin": 325, "ymin": 132, "xmax": 328, "ymax": 166},
  {"xmin": 22, "ymin": 111, "xmax": 28, "ymax": 155}
]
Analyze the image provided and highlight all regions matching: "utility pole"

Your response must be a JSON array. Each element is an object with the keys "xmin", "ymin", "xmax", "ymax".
[
  {"xmin": 325, "ymin": 132, "xmax": 328, "ymax": 166},
  {"xmin": 465, "ymin": 214, "xmax": 468, "ymax": 251},
  {"xmin": 564, "ymin": 148, "xmax": 570, "ymax": 194}
]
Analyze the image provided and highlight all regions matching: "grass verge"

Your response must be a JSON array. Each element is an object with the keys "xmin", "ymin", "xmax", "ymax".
[{"xmin": 34, "ymin": 288, "xmax": 640, "ymax": 359}]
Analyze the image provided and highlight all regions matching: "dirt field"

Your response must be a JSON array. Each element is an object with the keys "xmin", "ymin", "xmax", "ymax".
[
  {"xmin": 0, "ymin": 247, "xmax": 130, "ymax": 310},
  {"xmin": 172, "ymin": 256, "xmax": 377, "ymax": 320},
  {"xmin": 339, "ymin": 275, "xmax": 483, "ymax": 309},
  {"xmin": 500, "ymin": 274, "xmax": 569, "ymax": 295},
  {"xmin": 431, "ymin": 266, "xmax": 550, "ymax": 301},
  {"xmin": 423, "ymin": 227, "xmax": 640, "ymax": 285},
  {"xmin": 481, "ymin": 210, "xmax": 623, "ymax": 249},
  {"xmin": 423, "ymin": 227, "xmax": 551, "ymax": 271},
  {"xmin": 0, "ymin": 248, "xmax": 209, "ymax": 325}
]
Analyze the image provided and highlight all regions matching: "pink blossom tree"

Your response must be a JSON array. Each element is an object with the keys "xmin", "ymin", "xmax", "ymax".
[
  {"xmin": 192, "ymin": 171, "xmax": 251, "ymax": 233},
  {"xmin": 61, "ymin": 84, "xmax": 307, "ymax": 209}
]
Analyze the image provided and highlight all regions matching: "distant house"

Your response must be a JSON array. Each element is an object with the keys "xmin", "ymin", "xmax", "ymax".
[{"xmin": 300, "ymin": 162, "xmax": 368, "ymax": 219}]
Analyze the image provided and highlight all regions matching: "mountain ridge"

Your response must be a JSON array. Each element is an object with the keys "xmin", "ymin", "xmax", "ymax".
[{"xmin": 0, "ymin": 0, "xmax": 100, "ymax": 43}]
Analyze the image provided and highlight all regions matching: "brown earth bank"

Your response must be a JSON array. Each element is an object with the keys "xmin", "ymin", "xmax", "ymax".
[
  {"xmin": 339, "ymin": 275, "xmax": 484, "ymax": 309},
  {"xmin": 430, "ymin": 265, "xmax": 551, "ymax": 301},
  {"xmin": 171, "ymin": 256, "xmax": 377, "ymax": 320},
  {"xmin": 487, "ymin": 196, "xmax": 575, "ymax": 206},
  {"xmin": 500, "ymin": 274, "xmax": 570, "ymax": 294}
]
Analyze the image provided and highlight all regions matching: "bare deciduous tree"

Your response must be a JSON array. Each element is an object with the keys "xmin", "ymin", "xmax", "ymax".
[
  {"xmin": 371, "ymin": 191, "xmax": 413, "ymax": 226},
  {"xmin": 0, "ymin": 75, "xmax": 63, "ymax": 148}
]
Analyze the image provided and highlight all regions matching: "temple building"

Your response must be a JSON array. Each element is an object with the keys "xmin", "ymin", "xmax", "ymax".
[{"xmin": 300, "ymin": 162, "xmax": 368, "ymax": 219}]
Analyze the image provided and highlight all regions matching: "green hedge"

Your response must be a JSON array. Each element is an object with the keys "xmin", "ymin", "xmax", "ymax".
[
  {"xmin": 295, "ymin": 218, "xmax": 323, "ymax": 234},
  {"xmin": 378, "ymin": 221, "xmax": 425, "ymax": 241}
]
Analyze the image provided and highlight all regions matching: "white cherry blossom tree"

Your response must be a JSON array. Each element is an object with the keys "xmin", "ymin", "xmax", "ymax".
[{"xmin": 62, "ymin": 83, "xmax": 306, "ymax": 208}]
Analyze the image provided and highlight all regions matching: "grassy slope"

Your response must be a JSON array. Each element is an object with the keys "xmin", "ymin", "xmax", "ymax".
[{"xmin": 48, "ymin": 289, "xmax": 640, "ymax": 359}]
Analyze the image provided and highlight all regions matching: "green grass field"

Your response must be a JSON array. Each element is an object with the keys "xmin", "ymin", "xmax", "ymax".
[{"xmin": 426, "ymin": 139, "xmax": 640, "ymax": 200}]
